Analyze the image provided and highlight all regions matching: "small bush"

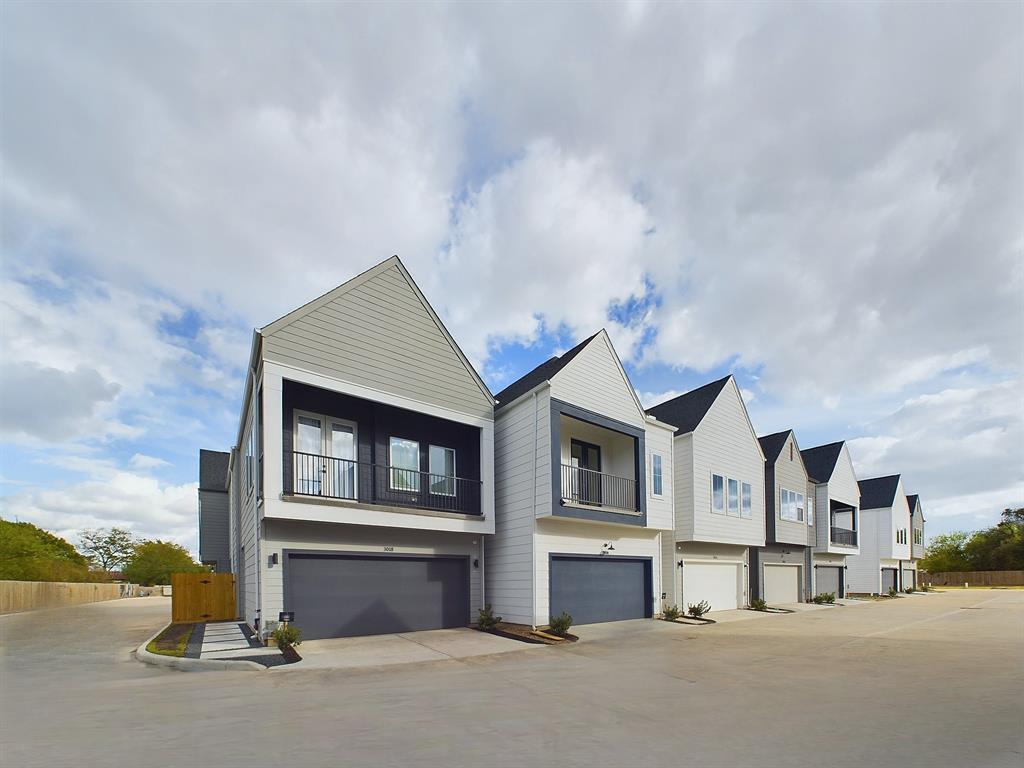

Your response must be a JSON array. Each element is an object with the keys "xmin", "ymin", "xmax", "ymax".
[
  {"xmin": 904, "ymin": 587, "xmax": 915, "ymax": 594},
  {"xmin": 749, "ymin": 597, "xmax": 768, "ymax": 611},
  {"xmin": 687, "ymin": 600, "xmax": 711, "ymax": 618},
  {"xmin": 812, "ymin": 592, "xmax": 836, "ymax": 604},
  {"xmin": 887, "ymin": 587, "xmax": 898, "ymax": 598},
  {"xmin": 477, "ymin": 604, "xmax": 502, "ymax": 631},
  {"xmin": 662, "ymin": 605, "xmax": 682, "ymax": 621},
  {"xmin": 272, "ymin": 623, "xmax": 302, "ymax": 650},
  {"xmin": 548, "ymin": 612, "xmax": 573, "ymax": 637}
]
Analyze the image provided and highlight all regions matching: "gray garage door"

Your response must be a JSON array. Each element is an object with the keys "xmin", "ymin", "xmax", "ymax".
[
  {"xmin": 549, "ymin": 556, "xmax": 651, "ymax": 626},
  {"xmin": 816, "ymin": 566, "xmax": 842, "ymax": 597},
  {"xmin": 901, "ymin": 569, "xmax": 916, "ymax": 590},
  {"xmin": 286, "ymin": 553, "xmax": 470, "ymax": 640},
  {"xmin": 881, "ymin": 568, "xmax": 898, "ymax": 593}
]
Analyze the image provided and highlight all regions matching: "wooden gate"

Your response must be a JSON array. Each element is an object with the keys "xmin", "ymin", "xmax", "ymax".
[{"xmin": 171, "ymin": 572, "xmax": 237, "ymax": 622}]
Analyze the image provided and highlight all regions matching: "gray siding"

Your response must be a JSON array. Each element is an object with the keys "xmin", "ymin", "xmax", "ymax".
[
  {"xmin": 198, "ymin": 489, "xmax": 231, "ymax": 572},
  {"xmin": 262, "ymin": 261, "xmax": 493, "ymax": 419},
  {"xmin": 673, "ymin": 433, "xmax": 695, "ymax": 540},
  {"xmin": 911, "ymin": 499, "xmax": 925, "ymax": 559},
  {"xmin": 772, "ymin": 432, "xmax": 813, "ymax": 546},
  {"xmin": 548, "ymin": 334, "xmax": 646, "ymax": 428},
  {"xmin": 231, "ymin": 403, "xmax": 260, "ymax": 626},
  {"xmin": 486, "ymin": 388, "xmax": 549, "ymax": 625}
]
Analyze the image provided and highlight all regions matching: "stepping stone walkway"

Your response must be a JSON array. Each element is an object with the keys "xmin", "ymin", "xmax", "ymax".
[{"xmin": 199, "ymin": 622, "xmax": 279, "ymax": 660}]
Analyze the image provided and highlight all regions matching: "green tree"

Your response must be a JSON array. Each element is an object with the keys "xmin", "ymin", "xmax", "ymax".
[
  {"xmin": 0, "ymin": 519, "xmax": 91, "ymax": 582},
  {"xmin": 964, "ymin": 508, "xmax": 1024, "ymax": 571},
  {"xmin": 79, "ymin": 527, "xmax": 137, "ymax": 572},
  {"xmin": 920, "ymin": 531, "xmax": 971, "ymax": 573},
  {"xmin": 122, "ymin": 540, "xmax": 206, "ymax": 586}
]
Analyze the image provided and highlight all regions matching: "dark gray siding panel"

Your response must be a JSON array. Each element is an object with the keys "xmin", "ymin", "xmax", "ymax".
[
  {"xmin": 284, "ymin": 553, "xmax": 470, "ymax": 640},
  {"xmin": 549, "ymin": 556, "xmax": 652, "ymax": 625},
  {"xmin": 198, "ymin": 490, "xmax": 231, "ymax": 573}
]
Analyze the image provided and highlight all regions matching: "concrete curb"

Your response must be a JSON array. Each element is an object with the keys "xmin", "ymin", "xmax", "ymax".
[{"xmin": 134, "ymin": 624, "xmax": 265, "ymax": 673}]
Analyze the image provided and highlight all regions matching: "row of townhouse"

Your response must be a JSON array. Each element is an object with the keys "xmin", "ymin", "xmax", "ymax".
[{"xmin": 197, "ymin": 256, "xmax": 926, "ymax": 641}]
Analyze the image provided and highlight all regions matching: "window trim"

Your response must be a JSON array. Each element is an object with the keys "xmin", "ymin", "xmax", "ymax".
[
  {"xmin": 780, "ymin": 487, "xmax": 805, "ymax": 522},
  {"xmin": 428, "ymin": 444, "xmax": 457, "ymax": 497},
  {"xmin": 711, "ymin": 474, "xmax": 725, "ymax": 515},
  {"xmin": 651, "ymin": 453, "xmax": 664, "ymax": 498},
  {"xmin": 389, "ymin": 436, "xmax": 421, "ymax": 492}
]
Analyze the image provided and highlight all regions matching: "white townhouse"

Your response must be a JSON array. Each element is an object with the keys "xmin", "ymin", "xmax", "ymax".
[
  {"xmin": 906, "ymin": 494, "xmax": 926, "ymax": 589},
  {"xmin": 800, "ymin": 441, "xmax": 860, "ymax": 598},
  {"xmin": 202, "ymin": 256, "xmax": 496, "ymax": 641},
  {"xmin": 846, "ymin": 475, "xmax": 914, "ymax": 594},
  {"xmin": 646, "ymin": 376, "xmax": 766, "ymax": 612},
  {"xmin": 486, "ymin": 330, "xmax": 676, "ymax": 627}
]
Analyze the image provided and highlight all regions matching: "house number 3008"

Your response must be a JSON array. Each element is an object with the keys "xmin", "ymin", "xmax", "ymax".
[{"xmin": 383, "ymin": 546, "xmax": 394, "ymax": 552}]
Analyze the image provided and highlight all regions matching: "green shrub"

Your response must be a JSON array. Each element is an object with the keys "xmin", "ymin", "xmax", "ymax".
[
  {"xmin": 272, "ymin": 623, "xmax": 302, "ymax": 650},
  {"xmin": 477, "ymin": 604, "xmax": 502, "ymax": 631},
  {"xmin": 887, "ymin": 587, "xmax": 898, "ymax": 598},
  {"xmin": 749, "ymin": 598, "xmax": 768, "ymax": 611},
  {"xmin": 812, "ymin": 592, "xmax": 836, "ymax": 604},
  {"xmin": 548, "ymin": 612, "xmax": 573, "ymax": 637},
  {"xmin": 662, "ymin": 605, "xmax": 683, "ymax": 621},
  {"xmin": 687, "ymin": 600, "xmax": 711, "ymax": 618}
]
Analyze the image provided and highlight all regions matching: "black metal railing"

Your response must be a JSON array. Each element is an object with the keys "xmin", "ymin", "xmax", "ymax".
[
  {"xmin": 831, "ymin": 526, "xmax": 858, "ymax": 547},
  {"xmin": 560, "ymin": 463, "xmax": 638, "ymax": 512},
  {"xmin": 285, "ymin": 450, "xmax": 482, "ymax": 515}
]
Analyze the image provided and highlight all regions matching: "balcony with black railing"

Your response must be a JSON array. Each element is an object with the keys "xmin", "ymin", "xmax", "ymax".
[
  {"xmin": 285, "ymin": 450, "xmax": 482, "ymax": 516},
  {"xmin": 560, "ymin": 463, "xmax": 639, "ymax": 513},
  {"xmin": 830, "ymin": 526, "xmax": 858, "ymax": 547}
]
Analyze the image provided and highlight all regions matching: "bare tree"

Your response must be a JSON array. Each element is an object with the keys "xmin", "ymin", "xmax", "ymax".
[{"xmin": 78, "ymin": 527, "xmax": 136, "ymax": 572}]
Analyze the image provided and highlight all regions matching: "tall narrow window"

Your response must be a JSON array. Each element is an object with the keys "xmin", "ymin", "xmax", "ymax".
[
  {"xmin": 712, "ymin": 474, "xmax": 725, "ymax": 514},
  {"xmin": 652, "ymin": 454, "xmax": 663, "ymax": 497},
  {"xmin": 741, "ymin": 482, "xmax": 752, "ymax": 518},
  {"xmin": 807, "ymin": 495, "xmax": 814, "ymax": 526},
  {"xmin": 796, "ymin": 492, "xmax": 804, "ymax": 522},
  {"xmin": 727, "ymin": 478, "xmax": 739, "ymax": 516},
  {"xmin": 429, "ymin": 445, "xmax": 456, "ymax": 496},
  {"xmin": 390, "ymin": 437, "xmax": 420, "ymax": 492}
]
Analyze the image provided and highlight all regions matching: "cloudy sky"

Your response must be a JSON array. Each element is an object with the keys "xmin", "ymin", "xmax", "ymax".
[{"xmin": 1, "ymin": 2, "xmax": 1021, "ymax": 555}]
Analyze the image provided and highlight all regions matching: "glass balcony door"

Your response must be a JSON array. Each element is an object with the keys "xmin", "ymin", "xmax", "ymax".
[{"xmin": 570, "ymin": 439, "xmax": 602, "ymax": 506}]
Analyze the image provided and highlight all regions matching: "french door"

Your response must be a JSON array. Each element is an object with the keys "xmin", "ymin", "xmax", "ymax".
[
  {"xmin": 570, "ymin": 439, "xmax": 602, "ymax": 506},
  {"xmin": 293, "ymin": 411, "xmax": 357, "ymax": 499}
]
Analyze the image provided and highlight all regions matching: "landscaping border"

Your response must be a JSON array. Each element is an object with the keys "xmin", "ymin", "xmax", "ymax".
[{"xmin": 134, "ymin": 624, "xmax": 265, "ymax": 672}]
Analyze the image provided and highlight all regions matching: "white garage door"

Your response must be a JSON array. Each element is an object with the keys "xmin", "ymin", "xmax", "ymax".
[
  {"xmin": 683, "ymin": 562, "xmax": 739, "ymax": 611},
  {"xmin": 763, "ymin": 564, "xmax": 800, "ymax": 604}
]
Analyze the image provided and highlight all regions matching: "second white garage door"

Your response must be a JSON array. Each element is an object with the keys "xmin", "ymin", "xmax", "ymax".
[
  {"xmin": 763, "ymin": 564, "xmax": 800, "ymax": 604},
  {"xmin": 683, "ymin": 562, "xmax": 740, "ymax": 611}
]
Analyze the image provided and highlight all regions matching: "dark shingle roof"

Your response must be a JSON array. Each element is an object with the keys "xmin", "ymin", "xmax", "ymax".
[
  {"xmin": 199, "ymin": 449, "xmax": 230, "ymax": 492},
  {"xmin": 645, "ymin": 376, "xmax": 731, "ymax": 435},
  {"xmin": 800, "ymin": 441, "xmax": 844, "ymax": 484},
  {"xmin": 858, "ymin": 475, "xmax": 901, "ymax": 510},
  {"xmin": 494, "ymin": 332, "xmax": 599, "ymax": 410},
  {"xmin": 906, "ymin": 493, "xmax": 924, "ymax": 521},
  {"xmin": 758, "ymin": 430, "xmax": 792, "ymax": 464}
]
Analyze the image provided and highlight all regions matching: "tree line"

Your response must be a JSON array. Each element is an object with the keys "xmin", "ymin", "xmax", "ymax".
[
  {"xmin": 0, "ymin": 520, "xmax": 207, "ymax": 586},
  {"xmin": 920, "ymin": 508, "xmax": 1024, "ymax": 573}
]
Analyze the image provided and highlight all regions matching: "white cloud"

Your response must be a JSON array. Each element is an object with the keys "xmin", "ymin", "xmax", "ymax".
[{"xmin": 638, "ymin": 390, "xmax": 685, "ymax": 409}]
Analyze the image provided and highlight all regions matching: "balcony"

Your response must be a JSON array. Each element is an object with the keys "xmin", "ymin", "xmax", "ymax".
[
  {"xmin": 830, "ymin": 526, "xmax": 858, "ymax": 547},
  {"xmin": 560, "ymin": 463, "xmax": 638, "ymax": 513},
  {"xmin": 285, "ymin": 450, "xmax": 482, "ymax": 516}
]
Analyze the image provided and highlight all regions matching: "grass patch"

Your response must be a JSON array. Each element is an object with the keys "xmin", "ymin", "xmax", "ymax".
[{"xmin": 146, "ymin": 622, "xmax": 194, "ymax": 657}]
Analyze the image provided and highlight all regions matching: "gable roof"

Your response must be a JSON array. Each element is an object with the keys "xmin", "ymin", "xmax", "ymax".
[
  {"xmin": 645, "ymin": 375, "xmax": 731, "ymax": 435},
  {"xmin": 260, "ymin": 255, "xmax": 494, "ymax": 406},
  {"xmin": 199, "ymin": 449, "xmax": 230, "ymax": 492},
  {"xmin": 800, "ymin": 441, "xmax": 845, "ymax": 484},
  {"xmin": 494, "ymin": 332, "xmax": 598, "ymax": 410},
  {"xmin": 858, "ymin": 474, "xmax": 902, "ymax": 510},
  {"xmin": 906, "ymin": 494, "xmax": 925, "ymax": 522},
  {"xmin": 758, "ymin": 430, "xmax": 792, "ymax": 464}
]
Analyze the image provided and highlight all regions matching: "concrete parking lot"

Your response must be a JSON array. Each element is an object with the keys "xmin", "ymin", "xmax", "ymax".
[{"xmin": 1, "ymin": 590, "xmax": 1021, "ymax": 768}]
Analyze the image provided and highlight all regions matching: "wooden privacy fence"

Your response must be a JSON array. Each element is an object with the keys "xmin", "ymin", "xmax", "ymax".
[
  {"xmin": 171, "ymin": 572, "xmax": 237, "ymax": 622},
  {"xmin": 0, "ymin": 580, "xmax": 126, "ymax": 615},
  {"xmin": 924, "ymin": 570, "xmax": 1024, "ymax": 586}
]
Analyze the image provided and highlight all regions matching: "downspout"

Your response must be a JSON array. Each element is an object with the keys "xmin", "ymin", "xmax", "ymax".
[
  {"xmin": 250, "ymin": 363, "xmax": 262, "ymax": 638},
  {"xmin": 531, "ymin": 390, "xmax": 539, "ymax": 628}
]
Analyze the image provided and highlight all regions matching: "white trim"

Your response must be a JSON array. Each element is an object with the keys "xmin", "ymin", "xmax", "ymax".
[{"xmin": 263, "ymin": 359, "xmax": 493, "ymax": 428}]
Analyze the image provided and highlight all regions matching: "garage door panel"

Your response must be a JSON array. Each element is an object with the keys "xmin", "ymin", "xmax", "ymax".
[
  {"xmin": 683, "ymin": 562, "xmax": 739, "ymax": 611},
  {"xmin": 764, "ymin": 565, "xmax": 800, "ymax": 604},
  {"xmin": 902, "ymin": 569, "xmax": 916, "ymax": 590},
  {"xmin": 816, "ymin": 566, "xmax": 841, "ymax": 597},
  {"xmin": 286, "ymin": 554, "xmax": 469, "ymax": 640},
  {"xmin": 882, "ymin": 568, "xmax": 898, "ymax": 593},
  {"xmin": 550, "ymin": 557, "xmax": 651, "ymax": 625}
]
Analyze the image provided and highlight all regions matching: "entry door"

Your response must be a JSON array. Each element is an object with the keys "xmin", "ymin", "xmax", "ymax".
[
  {"xmin": 328, "ymin": 421, "xmax": 357, "ymax": 499},
  {"xmin": 571, "ymin": 439, "xmax": 602, "ymax": 505}
]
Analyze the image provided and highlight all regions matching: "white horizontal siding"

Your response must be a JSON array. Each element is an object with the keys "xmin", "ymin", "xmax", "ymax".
[
  {"xmin": 846, "ymin": 509, "xmax": 882, "ymax": 593},
  {"xmin": 533, "ymin": 517, "xmax": 661, "ymax": 627},
  {"xmin": 673, "ymin": 434, "xmax": 695, "ymax": 540},
  {"xmin": 690, "ymin": 381, "xmax": 765, "ymax": 546},
  {"xmin": 773, "ymin": 432, "xmax": 812, "ymax": 546},
  {"xmin": 645, "ymin": 422, "xmax": 675, "ymax": 530},
  {"xmin": 549, "ymin": 334, "xmax": 645, "ymax": 428},
  {"xmin": 262, "ymin": 263, "xmax": 492, "ymax": 419},
  {"xmin": 678, "ymin": 542, "xmax": 750, "ymax": 609},
  {"xmin": 829, "ymin": 444, "xmax": 860, "ymax": 507}
]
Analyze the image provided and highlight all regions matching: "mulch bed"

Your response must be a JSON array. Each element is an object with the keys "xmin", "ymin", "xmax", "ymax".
[
  {"xmin": 746, "ymin": 606, "xmax": 796, "ymax": 614},
  {"xmin": 148, "ymin": 622, "xmax": 195, "ymax": 656},
  {"xmin": 667, "ymin": 616, "xmax": 716, "ymax": 625},
  {"xmin": 478, "ymin": 623, "xmax": 578, "ymax": 644}
]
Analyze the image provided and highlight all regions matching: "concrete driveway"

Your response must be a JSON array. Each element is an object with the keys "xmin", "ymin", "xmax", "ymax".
[{"xmin": 1, "ymin": 590, "xmax": 1022, "ymax": 768}]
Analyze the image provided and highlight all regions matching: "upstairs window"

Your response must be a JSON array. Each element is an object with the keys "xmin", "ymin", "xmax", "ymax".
[
  {"xmin": 428, "ymin": 445, "xmax": 456, "ymax": 496},
  {"xmin": 780, "ymin": 488, "xmax": 805, "ymax": 522},
  {"xmin": 389, "ymin": 437, "xmax": 420, "ymax": 492},
  {"xmin": 741, "ymin": 482, "xmax": 752, "ymax": 518},
  {"xmin": 712, "ymin": 474, "xmax": 725, "ymax": 514},
  {"xmin": 807, "ymin": 495, "xmax": 814, "ymax": 526},
  {"xmin": 914, "ymin": 528, "xmax": 923, "ymax": 545},
  {"xmin": 727, "ymin": 478, "xmax": 740, "ymax": 516},
  {"xmin": 652, "ymin": 453, "xmax": 663, "ymax": 497}
]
